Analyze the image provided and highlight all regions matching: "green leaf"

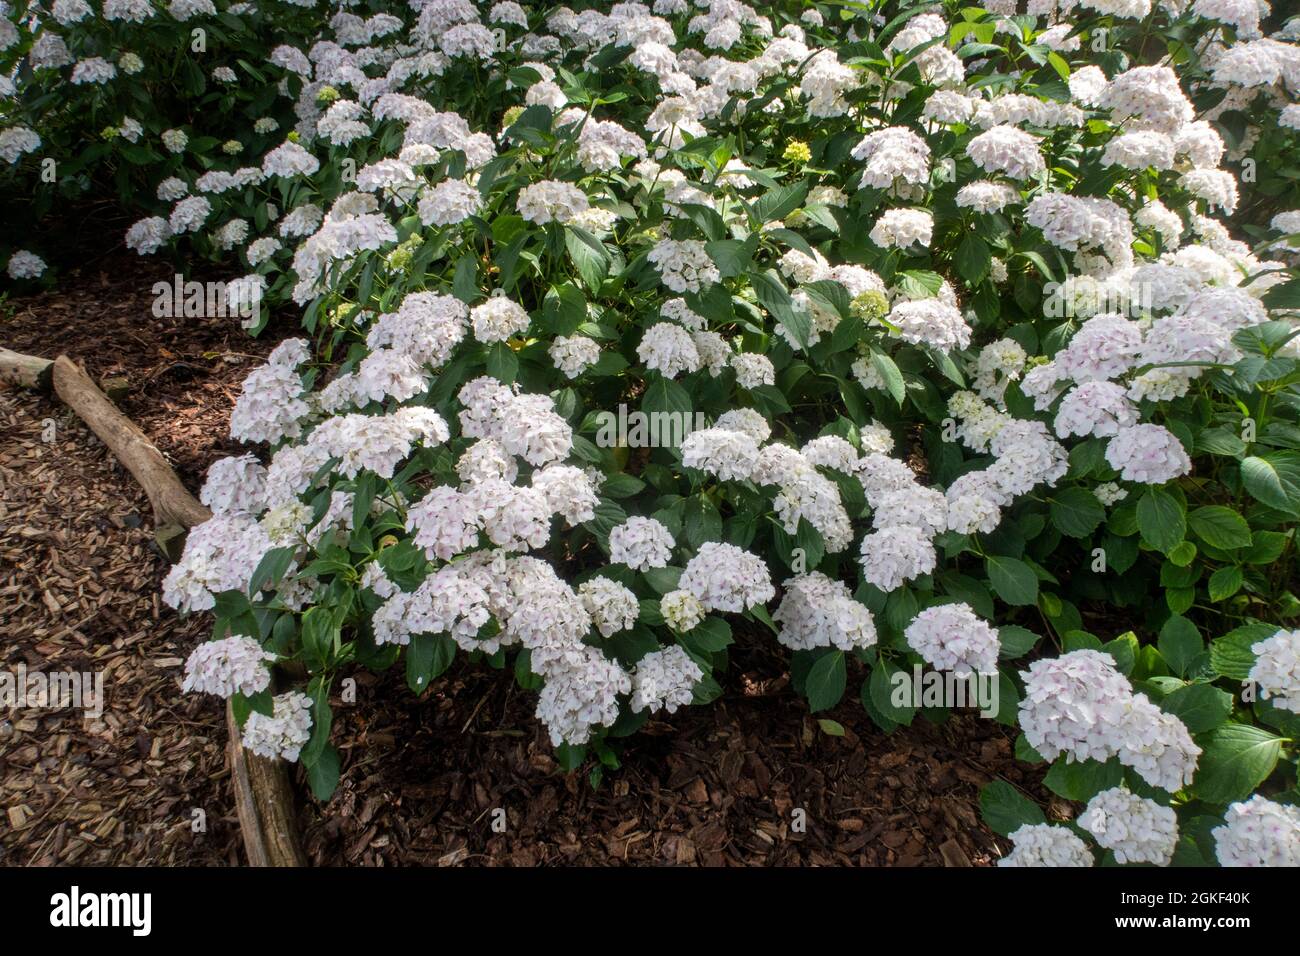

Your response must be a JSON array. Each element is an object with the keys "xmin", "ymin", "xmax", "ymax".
[
  {"xmin": 1050, "ymin": 487, "xmax": 1106, "ymax": 538},
  {"xmin": 805, "ymin": 650, "xmax": 846, "ymax": 713},
  {"xmin": 687, "ymin": 617, "xmax": 733, "ymax": 652},
  {"xmin": 1015, "ymin": 734, "xmax": 1046, "ymax": 764},
  {"xmin": 1047, "ymin": 51, "xmax": 1071, "ymax": 81},
  {"xmin": 641, "ymin": 375, "xmax": 693, "ymax": 418},
  {"xmin": 1044, "ymin": 757, "xmax": 1123, "ymax": 802},
  {"xmin": 248, "ymin": 546, "xmax": 297, "ymax": 597},
  {"xmin": 1207, "ymin": 565, "xmax": 1243, "ymax": 602},
  {"xmin": 705, "ymin": 236, "xmax": 757, "ymax": 278},
  {"xmin": 751, "ymin": 268, "xmax": 810, "ymax": 350},
  {"xmin": 1194, "ymin": 724, "xmax": 1282, "ymax": 804},
  {"xmin": 1102, "ymin": 631, "xmax": 1139, "ymax": 675},
  {"xmin": 485, "ymin": 341, "xmax": 518, "ymax": 383},
  {"xmin": 683, "ymin": 495, "xmax": 722, "ymax": 548},
  {"xmin": 1210, "ymin": 623, "xmax": 1272, "ymax": 679},
  {"xmin": 986, "ymin": 555, "xmax": 1038, "ymax": 606},
  {"xmin": 997, "ymin": 625, "xmax": 1039, "ymax": 659},
  {"xmin": 305, "ymin": 744, "xmax": 341, "ymax": 801},
  {"xmin": 1160, "ymin": 684, "xmax": 1233, "ymax": 734},
  {"xmin": 300, "ymin": 606, "xmax": 337, "ymax": 670},
  {"xmin": 1157, "ymin": 615, "xmax": 1203, "ymax": 678},
  {"xmin": 753, "ymin": 180, "xmax": 809, "ymax": 223},
  {"xmin": 980, "ymin": 781, "xmax": 1045, "ymax": 837},
  {"xmin": 817, "ymin": 718, "xmax": 846, "ymax": 737},
  {"xmin": 601, "ymin": 473, "xmax": 645, "ymax": 498},
  {"xmin": 869, "ymin": 657, "xmax": 916, "ymax": 726},
  {"xmin": 565, "ymin": 226, "xmax": 611, "ymax": 290},
  {"xmin": 955, "ymin": 234, "xmax": 991, "ymax": 284},
  {"xmin": 1137, "ymin": 487, "xmax": 1185, "ymax": 554},
  {"xmin": 870, "ymin": 352, "xmax": 906, "ymax": 405},
  {"xmin": 1188, "ymin": 506, "xmax": 1252, "ymax": 550},
  {"xmin": 1240, "ymin": 452, "xmax": 1300, "ymax": 515},
  {"xmin": 452, "ymin": 255, "xmax": 478, "ymax": 302},
  {"xmin": 406, "ymin": 633, "xmax": 456, "ymax": 693},
  {"xmin": 643, "ymin": 566, "xmax": 683, "ymax": 594},
  {"xmin": 543, "ymin": 282, "xmax": 587, "ymax": 335}
]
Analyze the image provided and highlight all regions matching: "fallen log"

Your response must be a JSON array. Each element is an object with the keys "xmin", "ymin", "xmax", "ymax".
[
  {"xmin": 50, "ymin": 356, "xmax": 212, "ymax": 533},
  {"xmin": 5, "ymin": 347, "xmax": 307, "ymax": 867},
  {"xmin": 0, "ymin": 347, "xmax": 53, "ymax": 391}
]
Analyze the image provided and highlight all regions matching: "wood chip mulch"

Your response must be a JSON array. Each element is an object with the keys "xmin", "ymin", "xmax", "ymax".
[
  {"xmin": 0, "ymin": 253, "xmax": 281, "ymax": 865},
  {"xmin": 302, "ymin": 654, "xmax": 1058, "ymax": 867},
  {"xmin": 2, "ymin": 252, "xmax": 1053, "ymax": 867}
]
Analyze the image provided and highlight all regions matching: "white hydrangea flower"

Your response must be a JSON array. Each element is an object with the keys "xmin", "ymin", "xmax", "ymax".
[
  {"xmin": 609, "ymin": 516, "xmax": 675, "ymax": 571},
  {"xmin": 1054, "ymin": 381, "xmax": 1138, "ymax": 439},
  {"xmin": 517, "ymin": 179, "xmax": 589, "ymax": 224},
  {"xmin": 680, "ymin": 427, "xmax": 759, "ymax": 481},
  {"xmin": 904, "ymin": 603, "xmax": 1001, "ymax": 675},
  {"xmin": 887, "ymin": 298, "xmax": 971, "ymax": 352},
  {"xmin": 732, "ymin": 352, "xmax": 775, "ymax": 388},
  {"xmin": 630, "ymin": 645, "xmax": 702, "ymax": 714},
  {"xmin": 1104, "ymin": 424, "xmax": 1191, "ymax": 485},
  {"xmin": 200, "ymin": 454, "xmax": 268, "ymax": 515},
  {"xmin": 470, "ymin": 296, "xmax": 530, "ymax": 343},
  {"xmin": 6, "ymin": 250, "xmax": 46, "ymax": 279},
  {"xmin": 869, "ymin": 208, "xmax": 933, "ymax": 249},
  {"xmin": 535, "ymin": 647, "xmax": 630, "ymax": 746},
  {"xmin": 419, "ymin": 178, "xmax": 483, "ymax": 226},
  {"xmin": 966, "ymin": 125, "xmax": 1045, "ymax": 180},
  {"xmin": 774, "ymin": 572, "xmax": 877, "ymax": 651},
  {"xmin": 648, "ymin": 238, "xmax": 720, "ymax": 293},
  {"xmin": 549, "ymin": 335, "xmax": 601, "ymax": 378},
  {"xmin": 1020, "ymin": 650, "xmax": 1199, "ymax": 792},
  {"xmin": 163, "ymin": 514, "xmax": 274, "ymax": 613},
  {"xmin": 661, "ymin": 589, "xmax": 706, "ymax": 633},
  {"xmin": 714, "ymin": 408, "xmax": 771, "ymax": 444},
  {"xmin": 1248, "ymin": 629, "xmax": 1300, "ymax": 714},
  {"xmin": 638, "ymin": 322, "xmax": 701, "ymax": 378},
  {"xmin": 859, "ymin": 525, "xmax": 937, "ymax": 592},
  {"xmin": 999, "ymin": 824, "xmax": 1094, "ymax": 867},
  {"xmin": 1079, "ymin": 788, "xmax": 1179, "ymax": 866},
  {"xmin": 578, "ymin": 576, "xmax": 640, "ymax": 637},
  {"xmin": 241, "ymin": 691, "xmax": 313, "ymax": 762},
  {"xmin": 182, "ymin": 636, "xmax": 276, "ymax": 699},
  {"xmin": 1213, "ymin": 796, "xmax": 1300, "ymax": 866},
  {"xmin": 680, "ymin": 542, "xmax": 774, "ymax": 613}
]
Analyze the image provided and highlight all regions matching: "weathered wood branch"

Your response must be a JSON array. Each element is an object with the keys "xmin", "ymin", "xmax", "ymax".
[
  {"xmin": 5, "ymin": 346, "xmax": 307, "ymax": 867},
  {"xmin": 226, "ymin": 703, "xmax": 309, "ymax": 867},
  {"xmin": 50, "ymin": 356, "xmax": 212, "ymax": 530},
  {"xmin": 0, "ymin": 347, "xmax": 53, "ymax": 391}
]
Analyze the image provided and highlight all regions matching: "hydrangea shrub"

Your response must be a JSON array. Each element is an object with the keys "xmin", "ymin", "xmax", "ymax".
[{"xmin": 6, "ymin": 0, "xmax": 1300, "ymax": 866}]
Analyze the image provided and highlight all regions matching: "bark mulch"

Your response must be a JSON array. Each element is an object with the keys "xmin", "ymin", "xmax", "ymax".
[
  {"xmin": 0, "ymin": 253, "xmax": 279, "ymax": 864},
  {"xmin": 303, "ymin": 653, "xmax": 1057, "ymax": 867},
  {"xmin": 2, "ymin": 254, "xmax": 1055, "ymax": 867}
]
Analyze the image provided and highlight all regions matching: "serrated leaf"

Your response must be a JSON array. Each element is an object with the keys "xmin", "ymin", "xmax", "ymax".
[
  {"xmin": 805, "ymin": 650, "xmax": 846, "ymax": 713},
  {"xmin": 980, "ymin": 781, "xmax": 1045, "ymax": 837},
  {"xmin": 1188, "ymin": 506, "xmax": 1252, "ymax": 550},
  {"xmin": 1050, "ymin": 487, "xmax": 1106, "ymax": 538},
  {"xmin": 1158, "ymin": 615, "xmax": 1203, "ymax": 678},
  {"xmin": 986, "ymin": 555, "xmax": 1038, "ymax": 606},
  {"xmin": 1194, "ymin": 724, "xmax": 1282, "ymax": 804},
  {"xmin": 1137, "ymin": 487, "xmax": 1185, "ymax": 554},
  {"xmin": 1160, "ymin": 683, "xmax": 1233, "ymax": 734}
]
